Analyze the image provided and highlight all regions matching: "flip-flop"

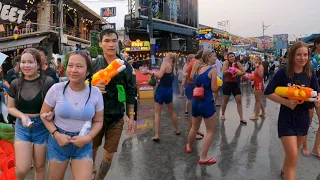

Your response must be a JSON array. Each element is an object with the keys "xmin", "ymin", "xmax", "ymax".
[
  {"xmin": 199, "ymin": 157, "xmax": 217, "ymax": 165},
  {"xmin": 259, "ymin": 114, "xmax": 267, "ymax": 119},
  {"xmin": 185, "ymin": 144, "xmax": 192, "ymax": 153},
  {"xmin": 301, "ymin": 149, "xmax": 311, "ymax": 157},
  {"xmin": 92, "ymin": 170, "xmax": 97, "ymax": 180},
  {"xmin": 311, "ymin": 151, "xmax": 320, "ymax": 159},
  {"xmin": 221, "ymin": 115, "xmax": 226, "ymax": 120},
  {"xmin": 197, "ymin": 132, "xmax": 204, "ymax": 137},
  {"xmin": 250, "ymin": 116, "xmax": 259, "ymax": 120},
  {"xmin": 280, "ymin": 170, "xmax": 284, "ymax": 179},
  {"xmin": 185, "ymin": 112, "xmax": 189, "ymax": 116},
  {"xmin": 152, "ymin": 137, "xmax": 160, "ymax": 142},
  {"xmin": 240, "ymin": 120, "xmax": 247, "ymax": 125}
]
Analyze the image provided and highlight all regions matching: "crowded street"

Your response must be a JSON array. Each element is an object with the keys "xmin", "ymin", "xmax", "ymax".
[{"xmin": 22, "ymin": 84, "xmax": 320, "ymax": 180}]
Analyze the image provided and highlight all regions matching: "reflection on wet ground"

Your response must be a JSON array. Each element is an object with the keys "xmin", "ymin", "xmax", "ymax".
[{"xmin": 25, "ymin": 84, "xmax": 320, "ymax": 180}]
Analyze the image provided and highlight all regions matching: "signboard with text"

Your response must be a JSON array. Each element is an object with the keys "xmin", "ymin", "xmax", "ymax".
[
  {"xmin": 123, "ymin": 39, "xmax": 150, "ymax": 52},
  {"xmin": 100, "ymin": 7, "xmax": 116, "ymax": 17},
  {"xmin": 102, "ymin": 23, "xmax": 116, "ymax": 30},
  {"xmin": 0, "ymin": 3, "xmax": 26, "ymax": 24}
]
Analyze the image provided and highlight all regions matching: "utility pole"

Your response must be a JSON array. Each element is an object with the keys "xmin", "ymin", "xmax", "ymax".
[
  {"xmin": 262, "ymin": 22, "xmax": 272, "ymax": 60},
  {"xmin": 58, "ymin": 0, "xmax": 63, "ymax": 55},
  {"xmin": 147, "ymin": 0, "xmax": 154, "ymax": 70}
]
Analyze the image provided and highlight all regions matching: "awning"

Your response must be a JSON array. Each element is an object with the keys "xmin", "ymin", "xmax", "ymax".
[
  {"xmin": 0, "ymin": 36, "xmax": 47, "ymax": 52},
  {"xmin": 303, "ymin": 34, "xmax": 320, "ymax": 43}
]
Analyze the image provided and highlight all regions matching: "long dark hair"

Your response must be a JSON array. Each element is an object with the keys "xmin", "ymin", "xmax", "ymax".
[
  {"xmin": 63, "ymin": 51, "xmax": 93, "ymax": 104},
  {"xmin": 18, "ymin": 48, "xmax": 46, "ymax": 102},
  {"xmin": 227, "ymin": 52, "xmax": 237, "ymax": 67},
  {"xmin": 286, "ymin": 42, "xmax": 311, "ymax": 79}
]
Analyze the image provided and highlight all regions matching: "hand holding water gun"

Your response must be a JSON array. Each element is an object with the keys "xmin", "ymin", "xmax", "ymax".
[
  {"xmin": 89, "ymin": 59, "xmax": 127, "ymax": 86},
  {"xmin": 217, "ymin": 77, "xmax": 223, "ymax": 87},
  {"xmin": 228, "ymin": 66, "xmax": 242, "ymax": 76},
  {"xmin": 275, "ymin": 84, "xmax": 318, "ymax": 104},
  {"xmin": 243, "ymin": 73, "xmax": 254, "ymax": 81}
]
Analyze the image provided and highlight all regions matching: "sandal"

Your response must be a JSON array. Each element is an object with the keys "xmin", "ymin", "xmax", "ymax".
[
  {"xmin": 199, "ymin": 157, "xmax": 217, "ymax": 165},
  {"xmin": 185, "ymin": 144, "xmax": 192, "ymax": 153},
  {"xmin": 152, "ymin": 137, "xmax": 160, "ymax": 142},
  {"xmin": 250, "ymin": 116, "xmax": 259, "ymax": 120},
  {"xmin": 175, "ymin": 131, "xmax": 181, "ymax": 135},
  {"xmin": 259, "ymin": 114, "xmax": 267, "ymax": 119},
  {"xmin": 240, "ymin": 120, "xmax": 247, "ymax": 125},
  {"xmin": 301, "ymin": 149, "xmax": 311, "ymax": 157}
]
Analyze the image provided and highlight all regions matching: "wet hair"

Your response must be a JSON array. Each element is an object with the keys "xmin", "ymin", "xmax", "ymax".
[
  {"xmin": 201, "ymin": 50, "xmax": 215, "ymax": 64},
  {"xmin": 187, "ymin": 54, "xmax": 195, "ymax": 63},
  {"xmin": 286, "ymin": 42, "xmax": 311, "ymax": 79},
  {"xmin": 36, "ymin": 46, "xmax": 48, "ymax": 57},
  {"xmin": 63, "ymin": 51, "xmax": 93, "ymax": 104},
  {"xmin": 13, "ymin": 55, "xmax": 21, "ymax": 67},
  {"xmin": 194, "ymin": 50, "xmax": 204, "ymax": 60},
  {"xmin": 166, "ymin": 52, "xmax": 177, "ymax": 74},
  {"xmin": 19, "ymin": 48, "xmax": 46, "ymax": 101},
  {"xmin": 99, "ymin": 29, "xmax": 118, "ymax": 42}
]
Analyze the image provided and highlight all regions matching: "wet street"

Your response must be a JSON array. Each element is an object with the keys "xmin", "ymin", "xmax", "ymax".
[{"xmin": 26, "ymin": 84, "xmax": 320, "ymax": 180}]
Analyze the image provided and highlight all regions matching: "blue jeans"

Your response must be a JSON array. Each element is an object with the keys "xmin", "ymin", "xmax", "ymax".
[
  {"xmin": 47, "ymin": 126, "xmax": 92, "ymax": 162},
  {"xmin": 15, "ymin": 116, "xmax": 49, "ymax": 145}
]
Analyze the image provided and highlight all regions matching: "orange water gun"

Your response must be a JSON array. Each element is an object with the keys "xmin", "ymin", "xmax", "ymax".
[
  {"xmin": 275, "ymin": 84, "xmax": 318, "ymax": 104},
  {"xmin": 88, "ymin": 59, "xmax": 127, "ymax": 86}
]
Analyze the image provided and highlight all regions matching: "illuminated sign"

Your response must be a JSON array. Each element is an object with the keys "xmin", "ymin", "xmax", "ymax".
[
  {"xmin": 100, "ymin": 7, "xmax": 116, "ymax": 17},
  {"xmin": 199, "ymin": 29, "xmax": 212, "ymax": 35},
  {"xmin": 123, "ymin": 39, "xmax": 150, "ymax": 52}
]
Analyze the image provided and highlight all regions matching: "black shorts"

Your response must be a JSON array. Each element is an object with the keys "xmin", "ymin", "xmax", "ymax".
[{"xmin": 223, "ymin": 82, "xmax": 241, "ymax": 96}]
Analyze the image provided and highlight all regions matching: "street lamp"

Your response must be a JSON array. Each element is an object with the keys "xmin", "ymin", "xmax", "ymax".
[{"xmin": 262, "ymin": 22, "xmax": 272, "ymax": 60}]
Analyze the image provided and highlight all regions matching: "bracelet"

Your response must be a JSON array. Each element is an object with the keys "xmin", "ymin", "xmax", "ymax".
[{"xmin": 128, "ymin": 112, "xmax": 135, "ymax": 115}]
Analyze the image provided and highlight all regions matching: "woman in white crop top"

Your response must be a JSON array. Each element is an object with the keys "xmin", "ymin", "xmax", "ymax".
[{"xmin": 40, "ymin": 51, "xmax": 104, "ymax": 180}]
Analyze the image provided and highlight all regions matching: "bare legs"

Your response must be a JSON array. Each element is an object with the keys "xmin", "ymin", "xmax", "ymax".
[{"xmin": 250, "ymin": 90, "xmax": 265, "ymax": 120}]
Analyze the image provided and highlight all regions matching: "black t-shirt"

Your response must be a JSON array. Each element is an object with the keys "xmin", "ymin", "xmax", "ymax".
[
  {"xmin": 5, "ymin": 69, "xmax": 19, "ymax": 85},
  {"xmin": 8, "ymin": 76, "xmax": 55, "ymax": 114},
  {"xmin": 43, "ymin": 67, "xmax": 59, "ymax": 83}
]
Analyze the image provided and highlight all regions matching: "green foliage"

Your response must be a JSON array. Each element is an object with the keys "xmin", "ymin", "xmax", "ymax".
[
  {"xmin": 63, "ymin": 52, "xmax": 71, "ymax": 70},
  {"xmin": 88, "ymin": 46, "xmax": 98, "ymax": 58}
]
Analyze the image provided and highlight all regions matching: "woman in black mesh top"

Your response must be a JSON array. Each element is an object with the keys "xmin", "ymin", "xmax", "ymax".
[{"xmin": 7, "ymin": 48, "xmax": 54, "ymax": 180}]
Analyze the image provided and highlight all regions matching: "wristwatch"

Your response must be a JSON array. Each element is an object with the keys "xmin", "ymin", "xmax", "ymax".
[{"xmin": 51, "ymin": 129, "xmax": 59, "ymax": 137}]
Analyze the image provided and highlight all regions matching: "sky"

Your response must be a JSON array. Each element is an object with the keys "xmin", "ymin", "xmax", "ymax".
[{"xmin": 81, "ymin": 0, "xmax": 320, "ymax": 40}]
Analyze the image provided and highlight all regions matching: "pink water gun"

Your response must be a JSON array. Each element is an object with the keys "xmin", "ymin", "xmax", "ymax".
[
  {"xmin": 228, "ymin": 67, "xmax": 242, "ymax": 76},
  {"xmin": 243, "ymin": 73, "xmax": 254, "ymax": 80}
]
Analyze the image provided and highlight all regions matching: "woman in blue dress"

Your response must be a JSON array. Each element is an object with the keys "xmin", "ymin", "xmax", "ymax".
[
  {"xmin": 264, "ymin": 42, "xmax": 320, "ymax": 179},
  {"xmin": 186, "ymin": 50, "xmax": 219, "ymax": 165}
]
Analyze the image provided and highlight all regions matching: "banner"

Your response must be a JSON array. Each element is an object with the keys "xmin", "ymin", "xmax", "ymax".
[
  {"xmin": 273, "ymin": 34, "xmax": 288, "ymax": 49},
  {"xmin": 100, "ymin": 7, "xmax": 116, "ymax": 17},
  {"xmin": 139, "ymin": 0, "xmax": 198, "ymax": 28}
]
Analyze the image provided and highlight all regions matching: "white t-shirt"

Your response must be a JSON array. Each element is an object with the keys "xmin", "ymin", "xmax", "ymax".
[
  {"xmin": 45, "ymin": 82, "xmax": 104, "ymax": 132},
  {"xmin": 214, "ymin": 59, "xmax": 222, "ymax": 77}
]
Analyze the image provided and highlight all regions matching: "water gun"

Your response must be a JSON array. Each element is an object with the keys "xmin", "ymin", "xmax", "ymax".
[
  {"xmin": 275, "ymin": 84, "xmax": 318, "ymax": 104},
  {"xmin": 228, "ymin": 67, "xmax": 242, "ymax": 76},
  {"xmin": 88, "ymin": 59, "xmax": 126, "ymax": 86},
  {"xmin": 243, "ymin": 73, "xmax": 254, "ymax": 80},
  {"xmin": 217, "ymin": 77, "xmax": 223, "ymax": 87}
]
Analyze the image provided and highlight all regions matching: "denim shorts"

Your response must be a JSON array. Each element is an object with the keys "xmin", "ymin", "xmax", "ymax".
[
  {"xmin": 47, "ymin": 126, "xmax": 93, "ymax": 162},
  {"xmin": 15, "ymin": 116, "xmax": 49, "ymax": 145}
]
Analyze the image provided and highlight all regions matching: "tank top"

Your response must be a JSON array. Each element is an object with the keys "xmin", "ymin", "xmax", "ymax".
[
  {"xmin": 193, "ymin": 66, "xmax": 213, "ymax": 101},
  {"xmin": 187, "ymin": 59, "xmax": 197, "ymax": 83},
  {"xmin": 158, "ymin": 64, "xmax": 174, "ymax": 87},
  {"xmin": 225, "ymin": 61, "xmax": 238, "ymax": 83},
  {"xmin": 253, "ymin": 67, "xmax": 264, "ymax": 86}
]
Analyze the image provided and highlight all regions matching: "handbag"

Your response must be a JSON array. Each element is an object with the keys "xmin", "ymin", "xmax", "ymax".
[
  {"xmin": 148, "ymin": 73, "xmax": 156, "ymax": 86},
  {"xmin": 193, "ymin": 65, "xmax": 205, "ymax": 100}
]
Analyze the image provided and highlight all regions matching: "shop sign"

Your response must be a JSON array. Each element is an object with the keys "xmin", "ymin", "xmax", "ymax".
[
  {"xmin": 0, "ymin": 43, "xmax": 37, "ymax": 52},
  {"xmin": 100, "ymin": 7, "xmax": 116, "ymax": 17},
  {"xmin": 199, "ymin": 28, "xmax": 212, "ymax": 35},
  {"xmin": 0, "ymin": 3, "xmax": 26, "ymax": 24},
  {"xmin": 122, "ymin": 39, "xmax": 150, "ymax": 52}
]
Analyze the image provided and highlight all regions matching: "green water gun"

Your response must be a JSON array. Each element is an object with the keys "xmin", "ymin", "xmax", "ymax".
[{"xmin": 116, "ymin": 85, "xmax": 126, "ymax": 103}]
